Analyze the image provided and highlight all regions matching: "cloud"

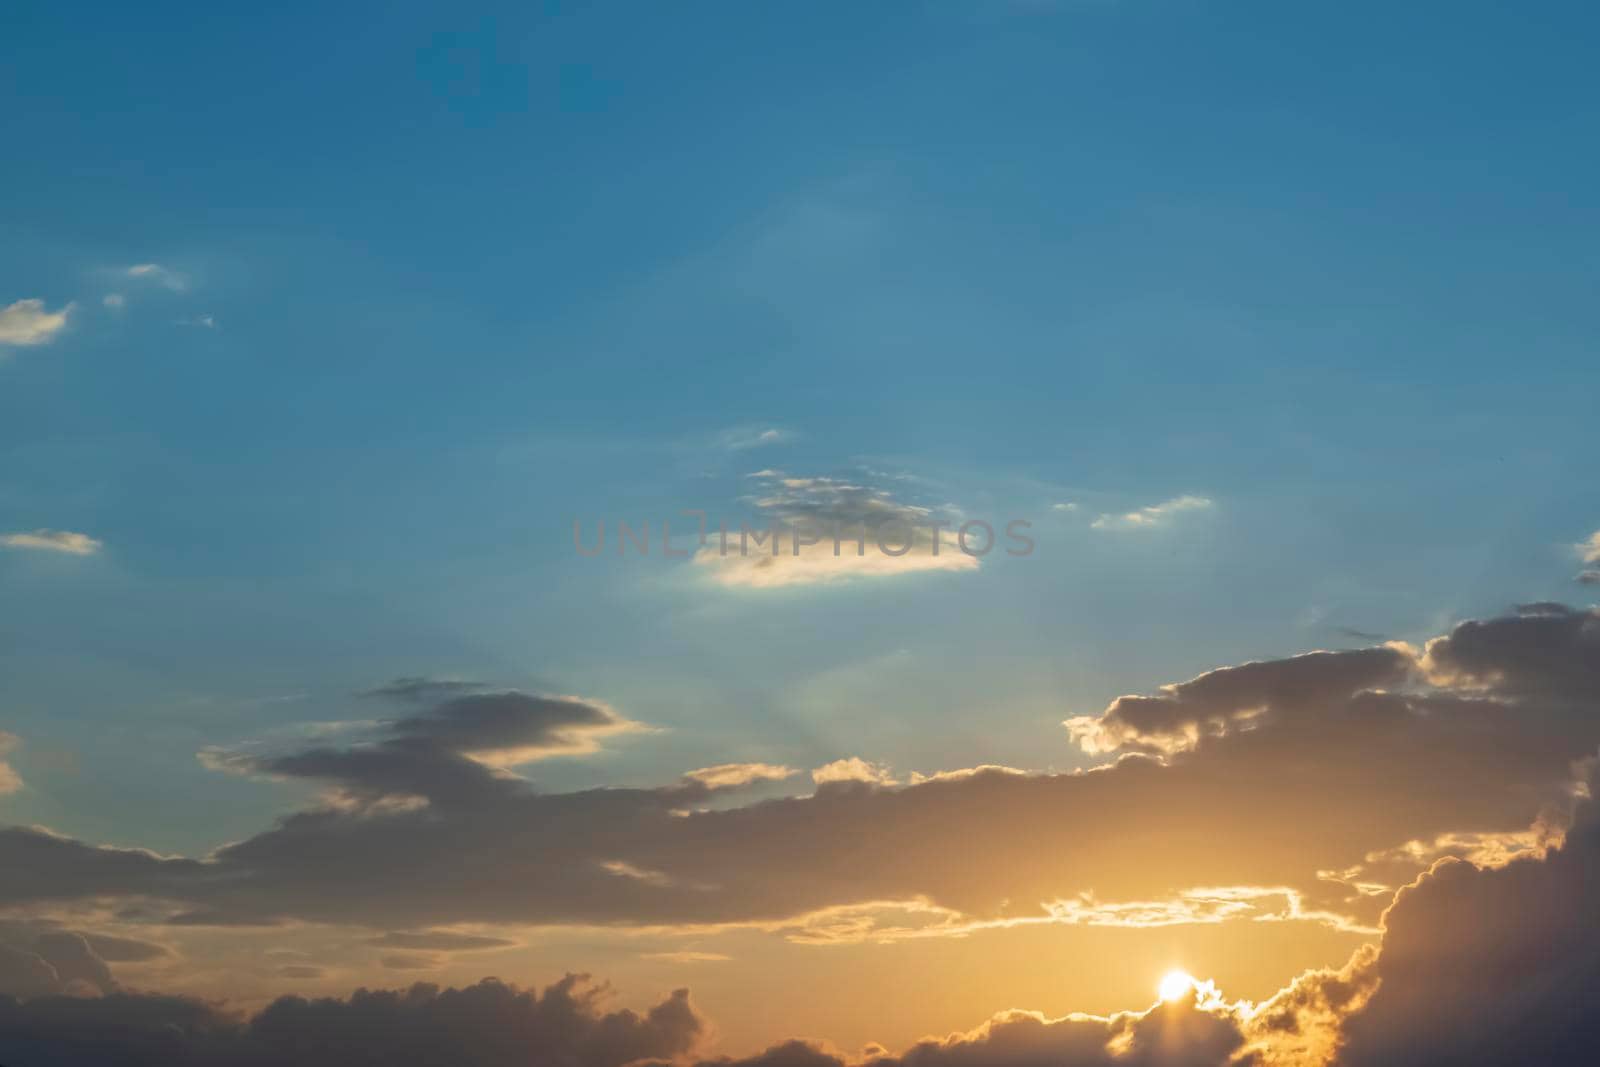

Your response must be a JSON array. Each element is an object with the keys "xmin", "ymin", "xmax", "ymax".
[
  {"xmin": 5, "ymin": 613, "xmax": 1600, "ymax": 1059},
  {"xmin": 203, "ymin": 690, "xmax": 644, "ymax": 807},
  {"xmin": 0, "ymin": 298, "xmax": 72, "ymax": 348},
  {"xmin": 381, "ymin": 953, "xmax": 439, "ymax": 970},
  {"xmin": 640, "ymin": 951, "xmax": 732, "ymax": 963},
  {"xmin": 0, "ymin": 975, "xmax": 702, "ymax": 1067},
  {"xmin": 692, "ymin": 470, "xmax": 980, "ymax": 588},
  {"xmin": 102, "ymin": 293, "xmax": 125, "ymax": 310},
  {"xmin": 1091, "ymin": 494, "xmax": 1213, "ymax": 531},
  {"xmin": 1064, "ymin": 646, "xmax": 1413, "ymax": 757},
  {"xmin": 361, "ymin": 676, "xmax": 491, "ymax": 702},
  {"xmin": 718, "ymin": 426, "xmax": 795, "ymax": 451},
  {"xmin": 0, "ymin": 732, "xmax": 21, "ymax": 796},
  {"xmin": 0, "ymin": 929, "xmax": 117, "ymax": 999},
  {"xmin": 1577, "ymin": 530, "xmax": 1600, "ymax": 565},
  {"xmin": 277, "ymin": 964, "xmax": 324, "ymax": 979},
  {"xmin": 811, "ymin": 758, "xmax": 898, "ymax": 787},
  {"xmin": 3, "ymin": 609, "xmax": 1595, "ymax": 940},
  {"xmin": 125, "ymin": 263, "xmax": 188, "ymax": 292},
  {"xmin": 685, "ymin": 763, "xmax": 798, "ymax": 789},
  {"xmin": 365, "ymin": 931, "xmax": 515, "ymax": 952},
  {"xmin": 0, "ymin": 529, "xmax": 102, "ymax": 556}
]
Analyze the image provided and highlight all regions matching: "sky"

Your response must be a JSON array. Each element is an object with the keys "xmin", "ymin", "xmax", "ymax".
[{"xmin": 3, "ymin": 2, "xmax": 1600, "ymax": 1065}]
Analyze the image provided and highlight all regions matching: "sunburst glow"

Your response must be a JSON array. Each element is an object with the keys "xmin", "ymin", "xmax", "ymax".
[{"xmin": 1158, "ymin": 969, "xmax": 1196, "ymax": 1002}]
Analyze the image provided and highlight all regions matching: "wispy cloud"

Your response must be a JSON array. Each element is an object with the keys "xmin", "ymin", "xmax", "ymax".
[
  {"xmin": 0, "ymin": 529, "xmax": 102, "ymax": 555},
  {"xmin": 716, "ymin": 425, "xmax": 794, "ymax": 451},
  {"xmin": 0, "ymin": 298, "xmax": 73, "ymax": 348},
  {"xmin": 1091, "ymin": 494, "xmax": 1214, "ymax": 531},
  {"xmin": 126, "ymin": 262, "xmax": 189, "ymax": 292}
]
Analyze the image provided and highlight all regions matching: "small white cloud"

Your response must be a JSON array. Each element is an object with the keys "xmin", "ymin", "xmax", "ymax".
[
  {"xmin": 0, "ymin": 299, "xmax": 73, "ymax": 348},
  {"xmin": 126, "ymin": 263, "xmax": 188, "ymax": 291},
  {"xmin": 0, "ymin": 529, "xmax": 103, "ymax": 556},
  {"xmin": 176, "ymin": 314, "xmax": 216, "ymax": 329},
  {"xmin": 1051, "ymin": 502, "xmax": 1078, "ymax": 512},
  {"xmin": 103, "ymin": 293, "xmax": 126, "ymax": 310},
  {"xmin": 812, "ymin": 757, "xmax": 898, "ymax": 786},
  {"xmin": 1091, "ymin": 494, "xmax": 1214, "ymax": 531},
  {"xmin": 0, "ymin": 732, "xmax": 22, "ymax": 795}
]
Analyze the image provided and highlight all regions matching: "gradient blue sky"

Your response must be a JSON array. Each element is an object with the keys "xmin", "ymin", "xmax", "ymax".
[{"xmin": 3, "ymin": 0, "xmax": 1597, "ymax": 861}]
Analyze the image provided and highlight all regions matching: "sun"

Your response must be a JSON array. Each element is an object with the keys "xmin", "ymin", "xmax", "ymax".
[{"xmin": 1158, "ymin": 969, "xmax": 1195, "ymax": 1003}]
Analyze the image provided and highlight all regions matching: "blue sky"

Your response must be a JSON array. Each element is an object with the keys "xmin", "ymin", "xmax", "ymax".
[{"xmin": 3, "ymin": 0, "xmax": 1598, "ymax": 861}]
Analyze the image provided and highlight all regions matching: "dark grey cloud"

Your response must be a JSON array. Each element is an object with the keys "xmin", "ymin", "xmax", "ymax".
[
  {"xmin": 0, "ymin": 975, "xmax": 701, "ymax": 1067},
  {"xmin": 1333, "ymin": 758, "xmax": 1600, "ymax": 1066},
  {"xmin": 1421, "ymin": 602, "xmax": 1600, "ymax": 700},
  {"xmin": 212, "ymin": 690, "xmax": 639, "ymax": 806}
]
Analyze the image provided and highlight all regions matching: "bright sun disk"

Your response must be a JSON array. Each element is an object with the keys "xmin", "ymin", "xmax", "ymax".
[{"xmin": 1158, "ymin": 969, "xmax": 1195, "ymax": 1002}]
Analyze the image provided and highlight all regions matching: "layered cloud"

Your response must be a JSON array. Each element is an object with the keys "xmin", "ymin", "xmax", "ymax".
[
  {"xmin": 9, "ymin": 773, "xmax": 1599, "ymax": 1067},
  {"xmin": 1, "ymin": 608, "xmax": 1599, "ymax": 1061},
  {"xmin": 1, "ymin": 608, "xmax": 1596, "ymax": 941}
]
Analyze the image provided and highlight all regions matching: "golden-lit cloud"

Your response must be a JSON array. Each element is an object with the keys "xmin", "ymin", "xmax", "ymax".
[
  {"xmin": 685, "ymin": 763, "xmax": 798, "ymax": 789},
  {"xmin": 0, "ymin": 529, "xmax": 102, "ymax": 556},
  {"xmin": 2, "ymin": 607, "xmax": 1599, "ymax": 1064},
  {"xmin": 0, "ymin": 733, "xmax": 21, "ymax": 796},
  {"xmin": 0, "ymin": 298, "xmax": 72, "ymax": 348},
  {"xmin": 1090, "ymin": 494, "xmax": 1213, "ymax": 531}
]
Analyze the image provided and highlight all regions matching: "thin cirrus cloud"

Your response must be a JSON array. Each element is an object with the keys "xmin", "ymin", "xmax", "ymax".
[
  {"xmin": 0, "ymin": 298, "xmax": 73, "ymax": 349},
  {"xmin": 0, "ymin": 529, "xmax": 102, "ymax": 556},
  {"xmin": 1091, "ymin": 493, "xmax": 1214, "ymax": 530}
]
